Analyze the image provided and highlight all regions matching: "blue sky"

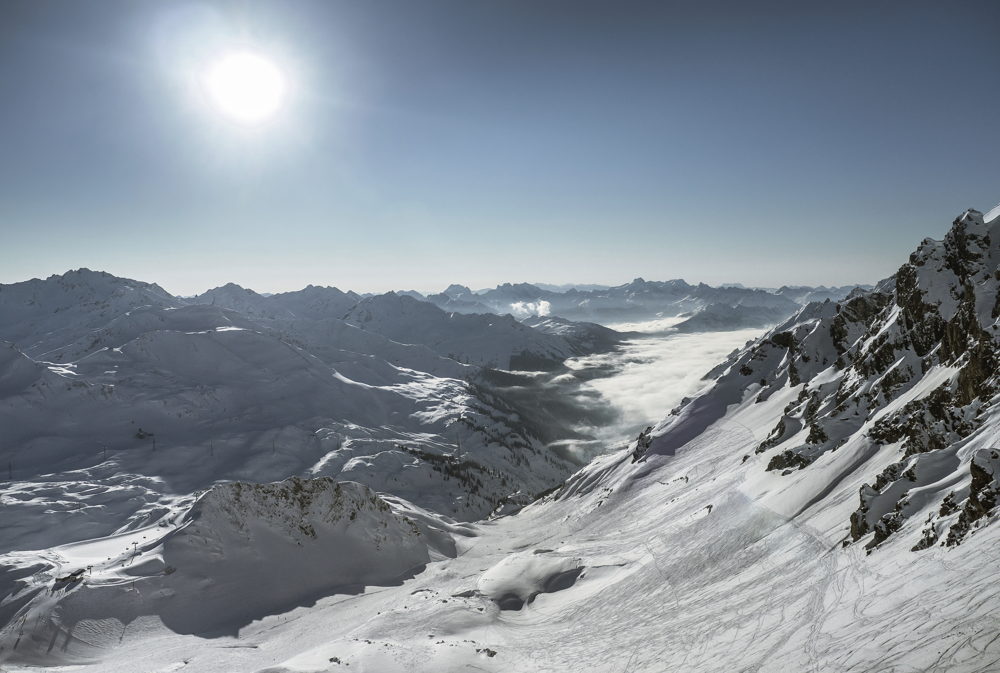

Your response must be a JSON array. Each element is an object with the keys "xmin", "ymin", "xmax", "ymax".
[{"xmin": 1, "ymin": 0, "xmax": 998, "ymax": 295}]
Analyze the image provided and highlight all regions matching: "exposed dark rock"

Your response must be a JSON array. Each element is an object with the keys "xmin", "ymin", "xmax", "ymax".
[
  {"xmin": 946, "ymin": 449, "xmax": 1000, "ymax": 546},
  {"xmin": 766, "ymin": 450, "xmax": 813, "ymax": 473},
  {"xmin": 631, "ymin": 426, "xmax": 654, "ymax": 463}
]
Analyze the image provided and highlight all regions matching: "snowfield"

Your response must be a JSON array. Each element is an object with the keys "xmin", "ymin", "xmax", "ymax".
[
  {"xmin": 1, "ymin": 206, "xmax": 999, "ymax": 672},
  {"xmin": 3, "ymin": 419, "xmax": 997, "ymax": 672}
]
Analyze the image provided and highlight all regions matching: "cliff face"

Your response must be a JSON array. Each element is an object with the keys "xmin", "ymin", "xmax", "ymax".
[{"xmin": 640, "ymin": 208, "xmax": 1000, "ymax": 552}]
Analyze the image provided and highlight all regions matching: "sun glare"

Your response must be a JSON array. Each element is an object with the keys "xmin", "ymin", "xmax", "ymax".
[{"xmin": 204, "ymin": 51, "xmax": 286, "ymax": 124}]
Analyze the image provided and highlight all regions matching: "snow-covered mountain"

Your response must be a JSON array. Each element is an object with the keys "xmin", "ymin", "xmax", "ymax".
[
  {"xmin": 521, "ymin": 315, "xmax": 628, "ymax": 353},
  {"xmin": 636, "ymin": 207, "xmax": 1000, "ymax": 554},
  {"xmin": 0, "ymin": 268, "xmax": 180, "ymax": 359},
  {"xmin": 0, "ymin": 477, "xmax": 467, "ymax": 658},
  {"xmin": 772, "ymin": 283, "xmax": 874, "ymax": 305},
  {"xmin": 0, "ymin": 271, "xmax": 637, "ymax": 554},
  {"xmin": 193, "ymin": 282, "xmax": 364, "ymax": 321}
]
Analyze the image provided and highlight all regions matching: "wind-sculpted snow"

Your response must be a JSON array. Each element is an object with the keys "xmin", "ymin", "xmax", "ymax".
[{"xmin": 476, "ymin": 551, "xmax": 584, "ymax": 610}]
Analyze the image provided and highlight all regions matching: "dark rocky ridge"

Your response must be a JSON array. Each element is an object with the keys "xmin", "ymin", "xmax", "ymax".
[{"xmin": 638, "ymin": 207, "xmax": 999, "ymax": 552}]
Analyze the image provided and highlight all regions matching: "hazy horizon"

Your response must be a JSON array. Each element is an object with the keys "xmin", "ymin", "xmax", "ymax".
[{"xmin": 2, "ymin": 265, "xmax": 879, "ymax": 299}]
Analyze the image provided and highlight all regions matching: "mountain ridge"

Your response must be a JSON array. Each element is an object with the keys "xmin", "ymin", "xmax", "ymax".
[{"xmin": 630, "ymin": 207, "xmax": 1000, "ymax": 553}]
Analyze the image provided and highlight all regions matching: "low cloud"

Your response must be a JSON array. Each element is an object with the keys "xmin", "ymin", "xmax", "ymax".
[
  {"xmin": 477, "ymin": 320, "xmax": 765, "ymax": 465},
  {"xmin": 509, "ymin": 300, "xmax": 551, "ymax": 319},
  {"xmin": 566, "ymin": 324, "xmax": 764, "ymax": 446}
]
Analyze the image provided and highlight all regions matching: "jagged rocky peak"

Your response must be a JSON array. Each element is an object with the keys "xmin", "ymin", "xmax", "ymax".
[
  {"xmin": 442, "ymin": 283, "xmax": 472, "ymax": 295},
  {"xmin": 276, "ymin": 283, "xmax": 357, "ymax": 299},
  {"xmin": 50, "ymin": 267, "xmax": 110, "ymax": 283},
  {"xmin": 639, "ymin": 205, "xmax": 999, "ymax": 553},
  {"xmin": 485, "ymin": 282, "xmax": 548, "ymax": 300}
]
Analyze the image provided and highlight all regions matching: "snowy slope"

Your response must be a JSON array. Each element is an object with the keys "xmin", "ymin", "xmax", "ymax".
[
  {"xmin": 0, "ymin": 269, "xmax": 180, "ymax": 359},
  {"xmin": 636, "ymin": 207, "xmax": 1000, "ymax": 553},
  {"xmin": 244, "ymin": 204, "xmax": 995, "ymax": 671}
]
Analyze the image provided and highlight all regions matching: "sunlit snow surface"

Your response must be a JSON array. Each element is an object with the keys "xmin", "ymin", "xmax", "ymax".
[{"xmin": 6, "ymin": 390, "xmax": 996, "ymax": 672}]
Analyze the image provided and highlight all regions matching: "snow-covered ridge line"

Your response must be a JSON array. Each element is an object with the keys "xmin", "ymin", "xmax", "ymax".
[{"xmin": 629, "ymin": 206, "xmax": 999, "ymax": 553}]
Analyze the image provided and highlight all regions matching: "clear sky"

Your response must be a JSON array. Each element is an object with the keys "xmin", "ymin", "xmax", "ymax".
[{"xmin": 1, "ymin": 0, "xmax": 998, "ymax": 296}]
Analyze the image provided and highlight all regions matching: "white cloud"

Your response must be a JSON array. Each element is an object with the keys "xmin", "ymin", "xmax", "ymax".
[
  {"xmin": 566, "ymin": 323, "xmax": 763, "ymax": 446},
  {"xmin": 509, "ymin": 300, "xmax": 551, "ymax": 319}
]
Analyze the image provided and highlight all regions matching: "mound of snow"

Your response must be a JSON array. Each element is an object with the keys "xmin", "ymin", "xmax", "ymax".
[{"xmin": 476, "ymin": 551, "xmax": 584, "ymax": 610}]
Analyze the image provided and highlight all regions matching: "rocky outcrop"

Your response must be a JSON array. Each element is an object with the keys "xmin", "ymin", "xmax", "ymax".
[
  {"xmin": 946, "ymin": 449, "xmax": 1000, "ymax": 546},
  {"xmin": 636, "ymin": 207, "xmax": 1000, "ymax": 553}
]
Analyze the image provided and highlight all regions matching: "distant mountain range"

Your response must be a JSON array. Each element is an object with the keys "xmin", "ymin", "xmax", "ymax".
[{"xmin": 410, "ymin": 278, "xmax": 868, "ymax": 327}]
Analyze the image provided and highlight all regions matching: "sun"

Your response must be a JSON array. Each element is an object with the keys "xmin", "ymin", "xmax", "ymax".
[{"xmin": 204, "ymin": 51, "xmax": 286, "ymax": 124}]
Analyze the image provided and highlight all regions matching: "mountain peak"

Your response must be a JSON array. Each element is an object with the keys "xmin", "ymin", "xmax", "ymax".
[
  {"xmin": 442, "ymin": 284, "xmax": 472, "ymax": 297},
  {"xmin": 204, "ymin": 282, "xmax": 257, "ymax": 295}
]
